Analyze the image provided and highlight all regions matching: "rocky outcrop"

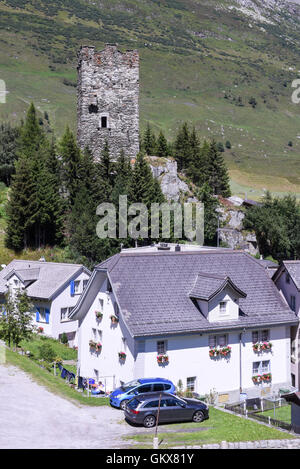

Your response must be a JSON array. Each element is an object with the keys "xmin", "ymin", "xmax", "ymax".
[
  {"xmin": 148, "ymin": 156, "xmax": 193, "ymax": 202},
  {"xmin": 218, "ymin": 204, "xmax": 258, "ymax": 255},
  {"xmin": 148, "ymin": 155, "xmax": 258, "ymax": 254}
]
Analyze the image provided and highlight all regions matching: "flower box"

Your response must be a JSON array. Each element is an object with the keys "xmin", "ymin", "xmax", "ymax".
[
  {"xmin": 110, "ymin": 315, "xmax": 119, "ymax": 324},
  {"xmin": 209, "ymin": 346, "xmax": 231, "ymax": 358},
  {"xmin": 95, "ymin": 311, "xmax": 103, "ymax": 320},
  {"xmin": 253, "ymin": 341, "xmax": 272, "ymax": 353},
  {"xmin": 118, "ymin": 351, "xmax": 126, "ymax": 360},
  {"xmin": 157, "ymin": 354, "xmax": 169, "ymax": 364},
  {"xmin": 261, "ymin": 373, "xmax": 272, "ymax": 382},
  {"xmin": 252, "ymin": 373, "xmax": 272, "ymax": 384},
  {"xmin": 96, "ymin": 342, "xmax": 102, "ymax": 352},
  {"xmin": 252, "ymin": 375, "xmax": 262, "ymax": 384},
  {"xmin": 37, "ymin": 326, "xmax": 44, "ymax": 334}
]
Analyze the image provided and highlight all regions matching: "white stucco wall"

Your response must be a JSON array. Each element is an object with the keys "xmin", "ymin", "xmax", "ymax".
[
  {"xmin": 275, "ymin": 271, "xmax": 299, "ymax": 316},
  {"xmin": 77, "ymin": 277, "xmax": 135, "ymax": 392},
  {"xmin": 33, "ymin": 269, "xmax": 90, "ymax": 347},
  {"xmin": 275, "ymin": 270, "xmax": 299, "ymax": 388},
  {"xmin": 136, "ymin": 326, "xmax": 290, "ymax": 398},
  {"xmin": 207, "ymin": 286, "xmax": 240, "ymax": 322}
]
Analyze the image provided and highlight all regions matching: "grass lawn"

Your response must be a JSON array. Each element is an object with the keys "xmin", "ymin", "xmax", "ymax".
[
  {"xmin": 4, "ymin": 346, "xmax": 109, "ymax": 407},
  {"xmin": 124, "ymin": 407, "xmax": 295, "ymax": 448},
  {"xmin": 19, "ymin": 334, "xmax": 78, "ymax": 361},
  {"xmin": 257, "ymin": 405, "xmax": 291, "ymax": 424}
]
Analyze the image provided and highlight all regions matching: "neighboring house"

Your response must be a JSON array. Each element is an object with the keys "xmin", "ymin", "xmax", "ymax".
[
  {"xmin": 273, "ymin": 261, "xmax": 300, "ymax": 389},
  {"xmin": 70, "ymin": 247, "xmax": 298, "ymax": 403},
  {"xmin": 0, "ymin": 259, "xmax": 91, "ymax": 347}
]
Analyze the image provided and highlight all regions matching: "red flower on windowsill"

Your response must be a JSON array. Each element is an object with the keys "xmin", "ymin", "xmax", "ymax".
[
  {"xmin": 209, "ymin": 346, "xmax": 231, "ymax": 358},
  {"xmin": 157, "ymin": 354, "xmax": 169, "ymax": 364},
  {"xmin": 37, "ymin": 326, "xmax": 44, "ymax": 334},
  {"xmin": 118, "ymin": 351, "xmax": 126, "ymax": 360},
  {"xmin": 253, "ymin": 341, "xmax": 272, "ymax": 353}
]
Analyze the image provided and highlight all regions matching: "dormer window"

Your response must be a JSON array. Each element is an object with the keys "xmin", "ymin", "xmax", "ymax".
[{"xmin": 219, "ymin": 301, "xmax": 227, "ymax": 316}]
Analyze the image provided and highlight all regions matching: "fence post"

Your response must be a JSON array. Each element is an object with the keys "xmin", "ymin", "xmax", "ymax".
[
  {"xmin": 260, "ymin": 398, "xmax": 263, "ymax": 411},
  {"xmin": 268, "ymin": 416, "xmax": 271, "ymax": 425}
]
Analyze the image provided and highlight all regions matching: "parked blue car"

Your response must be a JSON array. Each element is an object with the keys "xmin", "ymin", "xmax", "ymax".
[{"xmin": 109, "ymin": 378, "xmax": 175, "ymax": 409}]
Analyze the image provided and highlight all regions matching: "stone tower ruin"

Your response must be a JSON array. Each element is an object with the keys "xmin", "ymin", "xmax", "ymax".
[{"xmin": 77, "ymin": 44, "xmax": 140, "ymax": 161}]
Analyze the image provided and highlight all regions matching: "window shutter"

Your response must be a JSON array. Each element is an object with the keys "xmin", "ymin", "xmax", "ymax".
[
  {"xmin": 45, "ymin": 309, "xmax": 50, "ymax": 324},
  {"xmin": 70, "ymin": 280, "xmax": 75, "ymax": 296},
  {"xmin": 36, "ymin": 307, "xmax": 40, "ymax": 322}
]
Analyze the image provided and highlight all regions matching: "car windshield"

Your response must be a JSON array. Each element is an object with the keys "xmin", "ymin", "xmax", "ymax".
[
  {"xmin": 120, "ymin": 379, "xmax": 141, "ymax": 392},
  {"xmin": 171, "ymin": 394, "xmax": 187, "ymax": 405},
  {"xmin": 127, "ymin": 398, "xmax": 140, "ymax": 410}
]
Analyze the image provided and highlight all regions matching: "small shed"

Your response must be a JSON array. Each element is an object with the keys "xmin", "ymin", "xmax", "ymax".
[{"xmin": 281, "ymin": 392, "xmax": 300, "ymax": 434}]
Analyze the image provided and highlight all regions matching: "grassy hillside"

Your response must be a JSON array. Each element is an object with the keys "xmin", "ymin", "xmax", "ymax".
[{"xmin": 0, "ymin": 0, "xmax": 300, "ymax": 198}]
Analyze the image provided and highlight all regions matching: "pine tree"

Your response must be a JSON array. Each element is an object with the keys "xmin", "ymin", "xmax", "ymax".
[
  {"xmin": 156, "ymin": 130, "xmax": 168, "ymax": 157},
  {"xmin": 59, "ymin": 126, "xmax": 82, "ymax": 208},
  {"xmin": 197, "ymin": 182, "xmax": 219, "ymax": 245},
  {"xmin": 97, "ymin": 140, "xmax": 114, "ymax": 201},
  {"xmin": 143, "ymin": 123, "xmax": 157, "ymax": 155},
  {"xmin": 174, "ymin": 122, "xmax": 191, "ymax": 171},
  {"xmin": 206, "ymin": 140, "xmax": 231, "ymax": 197},
  {"xmin": 5, "ymin": 104, "xmax": 65, "ymax": 250},
  {"xmin": 111, "ymin": 149, "xmax": 133, "ymax": 205}
]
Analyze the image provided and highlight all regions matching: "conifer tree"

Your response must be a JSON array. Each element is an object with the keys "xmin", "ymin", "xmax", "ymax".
[
  {"xmin": 206, "ymin": 140, "xmax": 231, "ymax": 197},
  {"xmin": 143, "ymin": 123, "xmax": 157, "ymax": 155},
  {"xmin": 59, "ymin": 126, "xmax": 82, "ymax": 208},
  {"xmin": 174, "ymin": 122, "xmax": 191, "ymax": 171},
  {"xmin": 5, "ymin": 104, "xmax": 65, "ymax": 250},
  {"xmin": 197, "ymin": 182, "xmax": 219, "ymax": 245},
  {"xmin": 156, "ymin": 130, "xmax": 168, "ymax": 157},
  {"xmin": 97, "ymin": 140, "xmax": 114, "ymax": 201}
]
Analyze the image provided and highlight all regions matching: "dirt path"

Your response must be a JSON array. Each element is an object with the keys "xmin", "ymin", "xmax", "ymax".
[{"xmin": 0, "ymin": 363, "xmax": 135, "ymax": 449}]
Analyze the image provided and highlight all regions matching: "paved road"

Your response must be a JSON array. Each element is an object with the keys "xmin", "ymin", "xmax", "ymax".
[{"xmin": 0, "ymin": 363, "xmax": 134, "ymax": 449}]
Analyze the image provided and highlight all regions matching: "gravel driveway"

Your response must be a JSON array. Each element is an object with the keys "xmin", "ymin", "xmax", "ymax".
[{"xmin": 0, "ymin": 363, "xmax": 135, "ymax": 449}]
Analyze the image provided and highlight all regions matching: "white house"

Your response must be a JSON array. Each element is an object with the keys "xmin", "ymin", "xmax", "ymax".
[
  {"xmin": 273, "ymin": 261, "xmax": 300, "ymax": 389},
  {"xmin": 0, "ymin": 259, "xmax": 91, "ymax": 347},
  {"xmin": 70, "ymin": 247, "xmax": 298, "ymax": 403}
]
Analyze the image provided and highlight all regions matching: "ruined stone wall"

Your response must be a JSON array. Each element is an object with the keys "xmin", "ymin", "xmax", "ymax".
[{"xmin": 77, "ymin": 44, "xmax": 139, "ymax": 160}]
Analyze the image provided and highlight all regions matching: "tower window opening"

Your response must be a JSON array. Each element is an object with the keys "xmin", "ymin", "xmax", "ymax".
[
  {"xmin": 101, "ymin": 116, "xmax": 108, "ymax": 128},
  {"xmin": 89, "ymin": 104, "xmax": 98, "ymax": 114}
]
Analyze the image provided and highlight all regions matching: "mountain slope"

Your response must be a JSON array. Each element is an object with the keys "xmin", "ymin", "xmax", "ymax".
[{"xmin": 0, "ymin": 0, "xmax": 300, "ymax": 198}]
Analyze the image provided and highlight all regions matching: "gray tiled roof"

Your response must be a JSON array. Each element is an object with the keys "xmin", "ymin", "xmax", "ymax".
[
  {"xmin": 97, "ymin": 250, "xmax": 297, "ymax": 337},
  {"xmin": 283, "ymin": 261, "xmax": 300, "ymax": 291},
  {"xmin": 0, "ymin": 260, "xmax": 89, "ymax": 300}
]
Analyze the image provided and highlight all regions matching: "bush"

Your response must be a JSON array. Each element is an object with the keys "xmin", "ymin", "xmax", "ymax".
[
  {"xmin": 60, "ymin": 332, "xmax": 68, "ymax": 345},
  {"xmin": 38, "ymin": 343, "xmax": 56, "ymax": 363}
]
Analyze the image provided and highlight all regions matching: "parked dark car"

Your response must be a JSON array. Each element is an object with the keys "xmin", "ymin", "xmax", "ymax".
[{"xmin": 124, "ymin": 392, "xmax": 209, "ymax": 428}]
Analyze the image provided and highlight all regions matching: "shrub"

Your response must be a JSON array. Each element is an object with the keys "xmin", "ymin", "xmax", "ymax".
[
  {"xmin": 60, "ymin": 332, "xmax": 68, "ymax": 345},
  {"xmin": 38, "ymin": 343, "xmax": 56, "ymax": 363}
]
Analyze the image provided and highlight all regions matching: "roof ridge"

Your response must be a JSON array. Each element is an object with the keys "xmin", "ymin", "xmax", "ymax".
[
  {"xmin": 118, "ymin": 249, "xmax": 244, "ymax": 258},
  {"xmin": 11, "ymin": 259, "xmax": 85, "ymax": 267}
]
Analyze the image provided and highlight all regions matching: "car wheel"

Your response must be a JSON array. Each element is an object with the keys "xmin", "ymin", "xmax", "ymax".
[
  {"xmin": 120, "ymin": 400, "xmax": 129, "ymax": 410},
  {"xmin": 192, "ymin": 410, "xmax": 205, "ymax": 423},
  {"xmin": 143, "ymin": 415, "xmax": 156, "ymax": 428}
]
